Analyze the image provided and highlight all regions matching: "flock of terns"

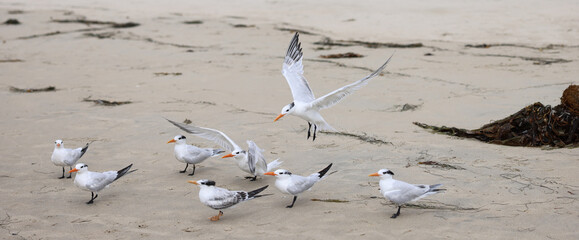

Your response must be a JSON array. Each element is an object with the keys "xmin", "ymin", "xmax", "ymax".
[{"xmin": 50, "ymin": 32, "xmax": 445, "ymax": 221}]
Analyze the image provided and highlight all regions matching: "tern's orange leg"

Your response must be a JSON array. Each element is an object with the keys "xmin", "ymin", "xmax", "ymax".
[{"xmin": 209, "ymin": 211, "xmax": 223, "ymax": 221}]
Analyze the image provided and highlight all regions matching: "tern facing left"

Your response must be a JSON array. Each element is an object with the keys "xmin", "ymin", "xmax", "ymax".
[
  {"xmin": 189, "ymin": 179, "xmax": 270, "ymax": 221},
  {"xmin": 167, "ymin": 135, "xmax": 225, "ymax": 175},
  {"xmin": 69, "ymin": 163, "xmax": 136, "ymax": 204},
  {"xmin": 166, "ymin": 119, "xmax": 282, "ymax": 181},
  {"xmin": 274, "ymin": 32, "xmax": 394, "ymax": 141},
  {"xmin": 51, "ymin": 140, "xmax": 89, "ymax": 179},
  {"xmin": 369, "ymin": 169, "xmax": 445, "ymax": 218},
  {"xmin": 264, "ymin": 163, "xmax": 332, "ymax": 208}
]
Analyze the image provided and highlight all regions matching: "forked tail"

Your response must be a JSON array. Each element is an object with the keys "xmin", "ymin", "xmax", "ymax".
[
  {"xmin": 115, "ymin": 164, "xmax": 136, "ymax": 181},
  {"xmin": 248, "ymin": 185, "xmax": 269, "ymax": 198}
]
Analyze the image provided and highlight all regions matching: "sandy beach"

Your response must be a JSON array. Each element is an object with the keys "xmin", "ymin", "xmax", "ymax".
[{"xmin": 1, "ymin": 0, "xmax": 578, "ymax": 239}]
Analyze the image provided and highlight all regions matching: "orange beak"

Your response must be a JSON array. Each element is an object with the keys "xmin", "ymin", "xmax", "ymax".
[
  {"xmin": 167, "ymin": 139, "xmax": 176, "ymax": 144},
  {"xmin": 69, "ymin": 168, "xmax": 79, "ymax": 173},
  {"xmin": 188, "ymin": 180, "xmax": 198, "ymax": 185},
  {"xmin": 56, "ymin": 144, "xmax": 61, "ymax": 147},
  {"xmin": 221, "ymin": 153, "xmax": 234, "ymax": 158},
  {"xmin": 369, "ymin": 173, "xmax": 380, "ymax": 177},
  {"xmin": 264, "ymin": 172, "xmax": 276, "ymax": 176},
  {"xmin": 274, "ymin": 114, "xmax": 285, "ymax": 122}
]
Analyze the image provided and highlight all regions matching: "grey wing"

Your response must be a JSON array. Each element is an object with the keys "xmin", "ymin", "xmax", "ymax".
[
  {"xmin": 86, "ymin": 172, "xmax": 114, "ymax": 191},
  {"xmin": 166, "ymin": 118, "xmax": 240, "ymax": 152},
  {"xmin": 311, "ymin": 54, "xmax": 393, "ymax": 110},
  {"xmin": 282, "ymin": 33, "xmax": 315, "ymax": 103},
  {"xmin": 185, "ymin": 145, "xmax": 207, "ymax": 159},
  {"xmin": 391, "ymin": 181, "xmax": 428, "ymax": 202},
  {"xmin": 287, "ymin": 175, "xmax": 314, "ymax": 195},
  {"xmin": 247, "ymin": 140, "xmax": 267, "ymax": 175},
  {"xmin": 207, "ymin": 190, "xmax": 247, "ymax": 210}
]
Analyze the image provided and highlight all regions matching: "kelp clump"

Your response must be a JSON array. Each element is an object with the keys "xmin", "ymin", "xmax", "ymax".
[{"xmin": 414, "ymin": 85, "xmax": 579, "ymax": 148}]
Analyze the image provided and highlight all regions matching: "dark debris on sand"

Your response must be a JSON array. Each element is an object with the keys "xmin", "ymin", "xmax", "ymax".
[
  {"xmin": 83, "ymin": 97, "xmax": 132, "ymax": 106},
  {"xmin": 414, "ymin": 85, "xmax": 579, "ymax": 148},
  {"xmin": 10, "ymin": 86, "xmax": 56, "ymax": 93},
  {"xmin": 51, "ymin": 19, "xmax": 140, "ymax": 28},
  {"xmin": 320, "ymin": 52, "xmax": 364, "ymax": 59}
]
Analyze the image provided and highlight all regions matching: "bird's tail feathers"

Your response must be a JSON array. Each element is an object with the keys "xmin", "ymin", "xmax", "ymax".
[
  {"xmin": 247, "ymin": 185, "xmax": 269, "ymax": 198},
  {"xmin": 429, "ymin": 184, "xmax": 445, "ymax": 192},
  {"xmin": 212, "ymin": 149, "xmax": 225, "ymax": 156},
  {"xmin": 252, "ymin": 193, "xmax": 273, "ymax": 198},
  {"xmin": 79, "ymin": 143, "xmax": 89, "ymax": 158},
  {"xmin": 115, "ymin": 164, "xmax": 135, "ymax": 181},
  {"xmin": 317, "ymin": 163, "xmax": 333, "ymax": 179},
  {"xmin": 266, "ymin": 159, "xmax": 283, "ymax": 172}
]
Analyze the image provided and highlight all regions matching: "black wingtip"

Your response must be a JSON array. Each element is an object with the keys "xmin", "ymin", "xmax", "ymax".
[
  {"xmin": 248, "ymin": 185, "xmax": 269, "ymax": 198},
  {"xmin": 317, "ymin": 163, "xmax": 333, "ymax": 178}
]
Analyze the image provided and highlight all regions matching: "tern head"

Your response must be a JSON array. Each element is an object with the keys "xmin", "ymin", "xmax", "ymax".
[
  {"xmin": 274, "ymin": 102, "xmax": 295, "ymax": 122},
  {"xmin": 369, "ymin": 169, "xmax": 394, "ymax": 178},
  {"xmin": 54, "ymin": 139, "xmax": 63, "ymax": 148},
  {"xmin": 69, "ymin": 163, "xmax": 89, "ymax": 173},
  {"xmin": 167, "ymin": 135, "xmax": 186, "ymax": 144},
  {"xmin": 188, "ymin": 179, "xmax": 216, "ymax": 187},
  {"xmin": 264, "ymin": 169, "xmax": 292, "ymax": 178},
  {"xmin": 221, "ymin": 149, "xmax": 246, "ymax": 159}
]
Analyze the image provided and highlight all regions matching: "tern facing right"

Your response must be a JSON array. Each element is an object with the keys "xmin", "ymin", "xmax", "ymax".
[
  {"xmin": 167, "ymin": 135, "xmax": 225, "ymax": 175},
  {"xmin": 264, "ymin": 163, "xmax": 332, "ymax": 208},
  {"xmin": 274, "ymin": 32, "xmax": 394, "ymax": 141},
  {"xmin": 369, "ymin": 169, "xmax": 445, "ymax": 218},
  {"xmin": 69, "ymin": 163, "xmax": 136, "ymax": 204},
  {"xmin": 51, "ymin": 140, "xmax": 89, "ymax": 179},
  {"xmin": 188, "ymin": 179, "xmax": 270, "ymax": 221}
]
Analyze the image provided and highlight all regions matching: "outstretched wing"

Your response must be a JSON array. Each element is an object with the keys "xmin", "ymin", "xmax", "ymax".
[
  {"xmin": 166, "ymin": 118, "xmax": 241, "ymax": 152},
  {"xmin": 311, "ymin": 53, "xmax": 393, "ymax": 110},
  {"xmin": 282, "ymin": 32, "xmax": 315, "ymax": 103}
]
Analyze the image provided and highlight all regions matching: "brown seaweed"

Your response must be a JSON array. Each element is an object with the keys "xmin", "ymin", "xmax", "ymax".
[
  {"xmin": 154, "ymin": 72, "xmax": 182, "ymax": 76},
  {"xmin": 320, "ymin": 52, "xmax": 364, "ymax": 59},
  {"xmin": 414, "ymin": 85, "xmax": 579, "ymax": 148},
  {"xmin": 310, "ymin": 198, "xmax": 349, "ymax": 203},
  {"xmin": 314, "ymin": 37, "xmax": 423, "ymax": 48},
  {"xmin": 10, "ymin": 86, "xmax": 56, "ymax": 93},
  {"xmin": 83, "ymin": 97, "xmax": 132, "ymax": 106},
  {"xmin": 51, "ymin": 19, "xmax": 139, "ymax": 28},
  {"xmin": 418, "ymin": 161, "xmax": 465, "ymax": 170},
  {"xmin": 3, "ymin": 19, "xmax": 20, "ymax": 25}
]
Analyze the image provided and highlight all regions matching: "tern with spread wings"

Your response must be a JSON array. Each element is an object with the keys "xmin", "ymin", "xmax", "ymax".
[{"xmin": 274, "ymin": 32, "xmax": 393, "ymax": 140}]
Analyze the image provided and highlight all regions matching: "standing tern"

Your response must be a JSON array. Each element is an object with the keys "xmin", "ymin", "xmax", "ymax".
[
  {"xmin": 264, "ymin": 163, "xmax": 332, "ymax": 208},
  {"xmin": 51, "ymin": 139, "xmax": 89, "ymax": 179},
  {"xmin": 69, "ymin": 163, "xmax": 136, "ymax": 204},
  {"xmin": 274, "ymin": 32, "xmax": 394, "ymax": 141},
  {"xmin": 166, "ymin": 119, "xmax": 282, "ymax": 181},
  {"xmin": 167, "ymin": 135, "xmax": 225, "ymax": 175},
  {"xmin": 369, "ymin": 168, "xmax": 445, "ymax": 218},
  {"xmin": 188, "ymin": 179, "xmax": 270, "ymax": 221}
]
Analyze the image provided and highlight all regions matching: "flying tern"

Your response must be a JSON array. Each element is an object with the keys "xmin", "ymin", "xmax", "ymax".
[
  {"xmin": 189, "ymin": 179, "xmax": 270, "ymax": 221},
  {"xmin": 69, "ymin": 163, "xmax": 136, "ymax": 204},
  {"xmin": 166, "ymin": 119, "xmax": 282, "ymax": 181},
  {"xmin": 51, "ymin": 139, "xmax": 89, "ymax": 179},
  {"xmin": 274, "ymin": 32, "xmax": 394, "ymax": 140},
  {"xmin": 369, "ymin": 168, "xmax": 445, "ymax": 218},
  {"xmin": 167, "ymin": 135, "xmax": 224, "ymax": 175},
  {"xmin": 264, "ymin": 163, "xmax": 332, "ymax": 208}
]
